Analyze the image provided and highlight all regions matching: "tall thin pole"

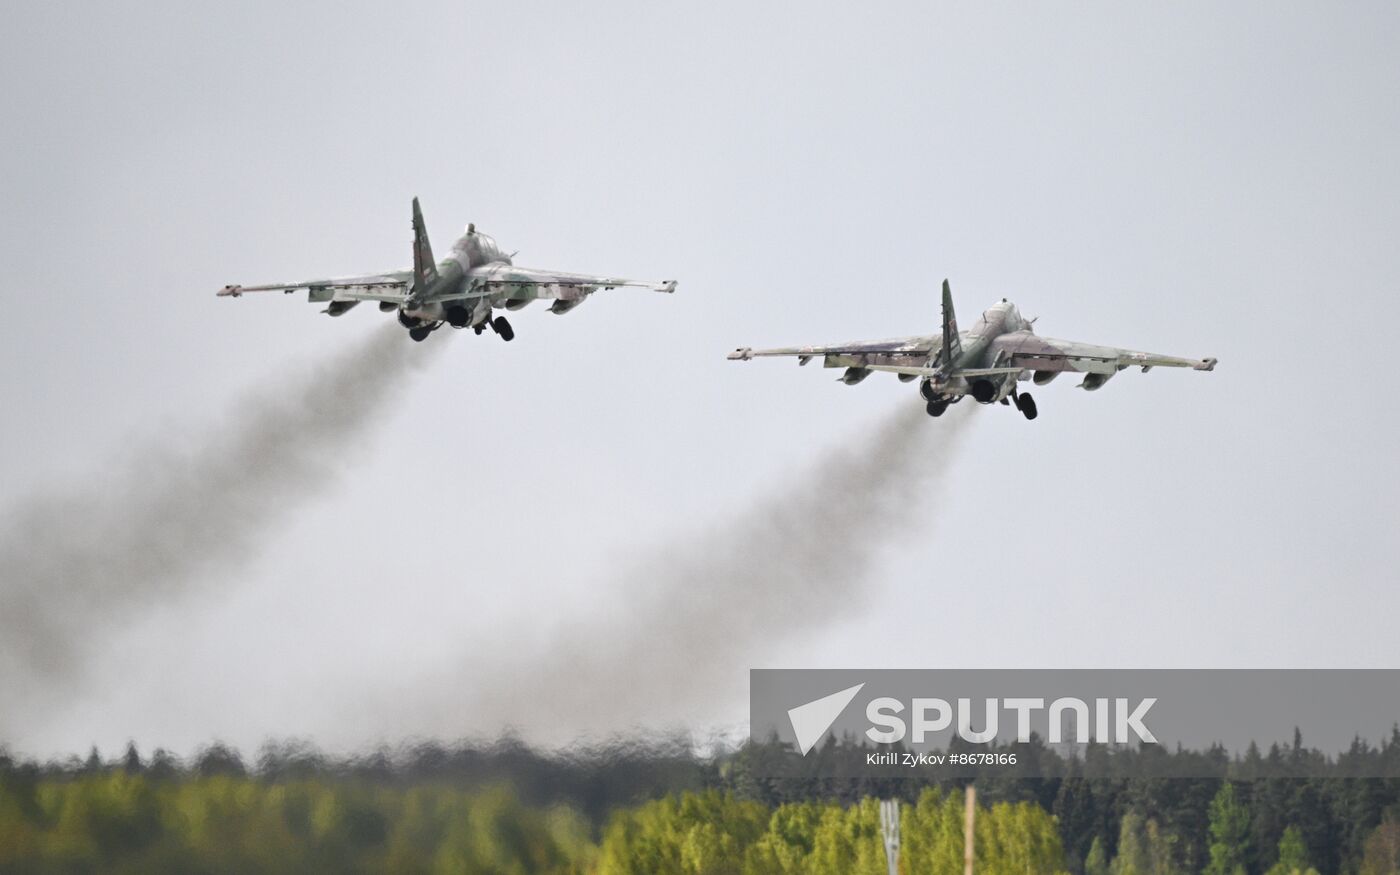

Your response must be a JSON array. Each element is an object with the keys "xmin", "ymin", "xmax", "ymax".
[
  {"xmin": 880, "ymin": 798, "xmax": 900, "ymax": 875},
  {"xmin": 964, "ymin": 784, "xmax": 976, "ymax": 875}
]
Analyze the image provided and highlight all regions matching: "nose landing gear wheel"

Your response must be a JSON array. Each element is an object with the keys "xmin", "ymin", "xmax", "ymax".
[
  {"xmin": 925, "ymin": 399, "xmax": 949, "ymax": 417},
  {"xmin": 1015, "ymin": 392, "xmax": 1038, "ymax": 420},
  {"xmin": 491, "ymin": 316, "xmax": 515, "ymax": 341},
  {"xmin": 408, "ymin": 326, "xmax": 432, "ymax": 342}
]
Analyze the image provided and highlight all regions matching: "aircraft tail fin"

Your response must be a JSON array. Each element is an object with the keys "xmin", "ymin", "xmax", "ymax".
[
  {"xmin": 411, "ymin": 197, "xmax": 437, "ymax": 295},
  {"xmin": 939, "ymin": 279, "xmax": 962, "ymax": 368}
]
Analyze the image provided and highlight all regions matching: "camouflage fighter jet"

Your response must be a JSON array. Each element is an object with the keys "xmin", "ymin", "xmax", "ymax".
[
  {"xmin": 728, "ymin": 281, "xmax": 1216, "ymax": 420},
  {"xmin": 219, "ymin": 198, "xmax": 676, "ymax": 342}
]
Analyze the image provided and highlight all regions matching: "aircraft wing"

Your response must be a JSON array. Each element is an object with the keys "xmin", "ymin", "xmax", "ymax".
[
  {"xmin": 728, "ymin": 336, "xmax": 938, "ymax": 366},
  {"xmin": 996, "ymin": 335, "xmax": 1217, "ymax": 375},
  {"xmin": 431, "ymin": 264, "xmax": 676, "ymax": 303},
  {"xmin": 217, "ymin": 271, "xmax": 412, "ymax": 303}
]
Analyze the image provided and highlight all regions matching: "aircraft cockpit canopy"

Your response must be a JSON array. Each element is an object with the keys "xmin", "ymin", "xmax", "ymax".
[{"xmin": 454, "ymin": 226, "xmax": 509, "ymax": 265}]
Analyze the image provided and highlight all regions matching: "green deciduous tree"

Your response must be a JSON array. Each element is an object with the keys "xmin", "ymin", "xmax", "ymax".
[
  {"xmin": 1109, "ymin": 813, "xmax": 1183, "ymax": 875},
  {"xmin": 1205, "ymin": 782, "xmax": 1251, "ymax": 875},
  {"xmin": 1265, "ymin": 825, "xmax": 1318, "ymax": 875},
  {"xmin": 1360, "ymin": 814, "xmax": 1400, "ymax": 875},
  {"xmin": 1085, "ymin": 836, "xmax": 1110, "ymax": 875}
]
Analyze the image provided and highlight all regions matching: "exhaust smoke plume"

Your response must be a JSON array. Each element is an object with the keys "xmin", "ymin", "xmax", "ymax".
[
  {"xmin": 0, "ymin": 327, "xmax": 433, "ymax": 735},
  {"xmin": 409, "ymin": 403, "xmax": 973, "ymax": 742}
]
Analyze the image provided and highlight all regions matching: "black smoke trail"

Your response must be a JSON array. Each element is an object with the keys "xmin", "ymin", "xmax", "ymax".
[
  {"xmin": 0, "ymin": 326, "xmax": 435, "ymax": 735},
  {"xmin": 400, "ymin": 403, "xmax": 973, "ymax": 742}
]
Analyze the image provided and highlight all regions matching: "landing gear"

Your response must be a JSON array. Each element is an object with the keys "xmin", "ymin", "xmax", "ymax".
[
  {"xmin": 409, "ymin": 326, "xmax": 433, "ymax": 342},
  {"xmin": 1015, "ymin": 391, "xmax": 1038, "ymax": 420},
  {"xmin": 490, "ymin": 315, "xmax": 515, "ymax": 341},
  {"xmin": 925, "ymin": 399, "xmax": 949, "ymax": 417}
]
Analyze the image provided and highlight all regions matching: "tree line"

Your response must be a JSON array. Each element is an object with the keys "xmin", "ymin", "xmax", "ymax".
[{"xmin": 2, "ymin": 731, "xmax": 1400, "ymax": 873}]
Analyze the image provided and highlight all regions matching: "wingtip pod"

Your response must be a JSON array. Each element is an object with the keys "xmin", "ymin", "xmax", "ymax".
[
  {"xmin": 728, "ymin": 347, "xmax": 754, "ymax": 361},
  {"xmin": 1195, "ymin": 357, "xmax": 1218, "ymax": 372},
  {"xmin": 658, "ymin": 280, "xmax": 678, "ymax": 293},
  {"xmin": 218, "ymin": 284, "xmax": 242, "ymax": 297}
]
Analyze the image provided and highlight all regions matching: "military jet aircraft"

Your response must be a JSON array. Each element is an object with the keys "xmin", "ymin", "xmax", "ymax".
[
  {"xmin": 219, "ymin": 198, "xmax": 676, "ymax": 341},
  {"xmin": 728, "ymin": 281, "xmax": 1216, "ymax": 420}
]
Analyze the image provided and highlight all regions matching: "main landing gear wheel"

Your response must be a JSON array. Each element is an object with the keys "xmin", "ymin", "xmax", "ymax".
[
  {"xmin": 925, "ymin": 399, "xmax": 949, "ymax": 417},
  {"xmin": 1016, "ymin": 392, "xmax": 1038, "ymax": 420},
  {"xmin": 491, "ymin": 316, "xmax": 515, "ymax": 341}
]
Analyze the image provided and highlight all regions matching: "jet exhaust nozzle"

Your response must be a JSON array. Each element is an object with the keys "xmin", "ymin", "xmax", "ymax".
[
  {"xmin": 970, "ymin": 379, "xmax": 998, "ymax": 403},
  {"xmin": 445, "ymin": 306, "xmax": 472, "ymax": 328}
]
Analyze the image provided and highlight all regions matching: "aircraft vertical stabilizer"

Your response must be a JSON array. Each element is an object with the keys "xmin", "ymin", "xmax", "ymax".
[
  {"xmin": 411, "ymin": 197, "xmax": 438, "ymax": 296},
  {"xmin": 939, "ymin": 279, "xmax": 962, "ymax": 368}
]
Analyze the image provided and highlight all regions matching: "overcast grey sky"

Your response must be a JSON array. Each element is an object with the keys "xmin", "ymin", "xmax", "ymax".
[{"xmin": 2, "ymin": 1, "xmax": 1398, "ymax": 758}]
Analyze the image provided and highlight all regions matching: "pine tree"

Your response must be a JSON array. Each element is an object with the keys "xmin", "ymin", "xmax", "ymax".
[{"xmin": 121, "ymin": 742, "xmax": 142, "ymax": 775}]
